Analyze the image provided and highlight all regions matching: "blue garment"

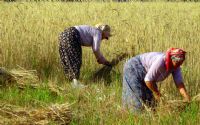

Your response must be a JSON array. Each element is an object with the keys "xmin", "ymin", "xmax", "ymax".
[{"xmin": 122, "ymin": 56, "xmax": 155, "ymax": 112}]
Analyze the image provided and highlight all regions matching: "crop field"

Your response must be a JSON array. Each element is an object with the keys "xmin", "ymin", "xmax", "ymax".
[{"xmin": 0, "ymin": 1, "xmax": 200, "ymax": 125}]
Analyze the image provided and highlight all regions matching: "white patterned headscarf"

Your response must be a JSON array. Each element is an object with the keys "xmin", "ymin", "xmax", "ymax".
[{"xmin": 95, "ymin": 24, "xmax": 111, "ymax": 35}]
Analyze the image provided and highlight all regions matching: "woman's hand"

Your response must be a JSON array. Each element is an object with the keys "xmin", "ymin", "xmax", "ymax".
[
  {"xmin": 154, "ymin": 92, "xmax": 161, "ymax": 101},
  {"xmin": 104, "ymin": 61, "xmax": 112, "ymax": 67},
  {"xmin": 183, "ymin": 95, "xmax": 191, "ymax": 102},
  {"xmin": 97, "ymin": 58, "xmax": 112, "ymax": 67}
]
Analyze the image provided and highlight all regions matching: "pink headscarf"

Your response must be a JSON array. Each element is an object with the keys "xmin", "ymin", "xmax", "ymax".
[{"xmin": 165, "ymin": 48, "xmax": 186, "ymax": 71}]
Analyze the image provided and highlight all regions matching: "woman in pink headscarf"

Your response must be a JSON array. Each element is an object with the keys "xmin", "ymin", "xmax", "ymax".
[{"xmin": 122, "ymin": 48, "xmax": 190, "ymax": 113}]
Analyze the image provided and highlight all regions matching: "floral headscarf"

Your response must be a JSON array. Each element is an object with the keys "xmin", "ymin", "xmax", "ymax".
[{"xmin": 165, "ymin": 48, "xmax": 186, "ymax": 71}]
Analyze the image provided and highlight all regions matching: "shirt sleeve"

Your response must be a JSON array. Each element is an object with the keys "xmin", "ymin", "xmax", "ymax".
[
  {"xmin": 92, "ymin": 31, "xmax": 101, "ymax": 52},
  {"xmin": 144, "ymin": 58, "xmax": 165, "ymax": 82},
  {"xmin": 172, "ymin": 67, "xmax": 184, "ymax": 86}
]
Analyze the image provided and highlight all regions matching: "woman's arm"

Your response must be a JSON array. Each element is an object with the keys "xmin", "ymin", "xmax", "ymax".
[
  {"xmin": 176, "ymin": 83, "xmax": 191, "ymax": 102},
  {"xmin": 145, "ymin": 81, "xmax": 161, "ymax": 101},
  {"xmin": 92, "ymin": 32, "xmax": 111, "ymax": 66},
  {"xmin": 93, "ymin": 50, "xmax": 111, "ymax": 65},
  {"xmin": 172, "ymin": 68, "xmax": 191, "ymax": 102}
]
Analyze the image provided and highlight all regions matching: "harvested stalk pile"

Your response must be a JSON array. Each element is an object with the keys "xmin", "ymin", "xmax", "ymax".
[
  {"xmin": 0, "ymin": 67, "xmax": 39, "ymax": 88},
  {"xmin": 0, "ymin": 67, "xmax": 16, "ymax": 86},
  {"xmin": 0, "ymin": 102, "xmax": 72, "ymax": 125}
]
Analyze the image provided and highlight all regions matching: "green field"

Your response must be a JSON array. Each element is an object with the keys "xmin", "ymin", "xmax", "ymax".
[{"xmin": 0, "ymin": 2, "xmax": 200, "ymax": 124}]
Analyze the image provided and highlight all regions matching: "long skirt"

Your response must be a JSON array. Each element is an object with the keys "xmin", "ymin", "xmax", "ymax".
[
  {"xmin": 58, "ymin": 27, "xmax": 82, "ymax": 80},
  {"xmin": 122, "ymin": 56, "xmax": 156, "ymax": 113}
]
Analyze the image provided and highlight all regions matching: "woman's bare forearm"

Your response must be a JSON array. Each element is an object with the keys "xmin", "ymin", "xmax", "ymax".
[
  {"xmin": 145, "ymin": 81, "xmax": 161, "ymax": 96},
  {"xmin": 176, "ymin": 83, "xmax": 190, "ymax": 101}
]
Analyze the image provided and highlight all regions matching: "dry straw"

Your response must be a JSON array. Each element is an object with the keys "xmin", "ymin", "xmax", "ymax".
[
  {"xmin": 0, "ymin": 67, "xmax": 39, "ymax": 88},
  {"xmin": 156, "ymin": 93, "xmax": 200, "ymax": 112},
  {"xmin": 0, "ymin": 102, "xmax": 72, "ymax": 125}
]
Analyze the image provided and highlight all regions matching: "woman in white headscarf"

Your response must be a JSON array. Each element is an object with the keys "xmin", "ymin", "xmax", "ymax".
[{"xmin": 58, "ymin": 24, "xmax": 112, "ymax": 87}]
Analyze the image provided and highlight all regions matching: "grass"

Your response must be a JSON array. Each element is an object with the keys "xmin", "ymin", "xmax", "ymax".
[
  {"xmin": 0, "ymin": 85, "xmax": 65, "ymax": 107},
  {"xmin": 0, "ymin": 1, "xmax": 200, "ymax": 124}
]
